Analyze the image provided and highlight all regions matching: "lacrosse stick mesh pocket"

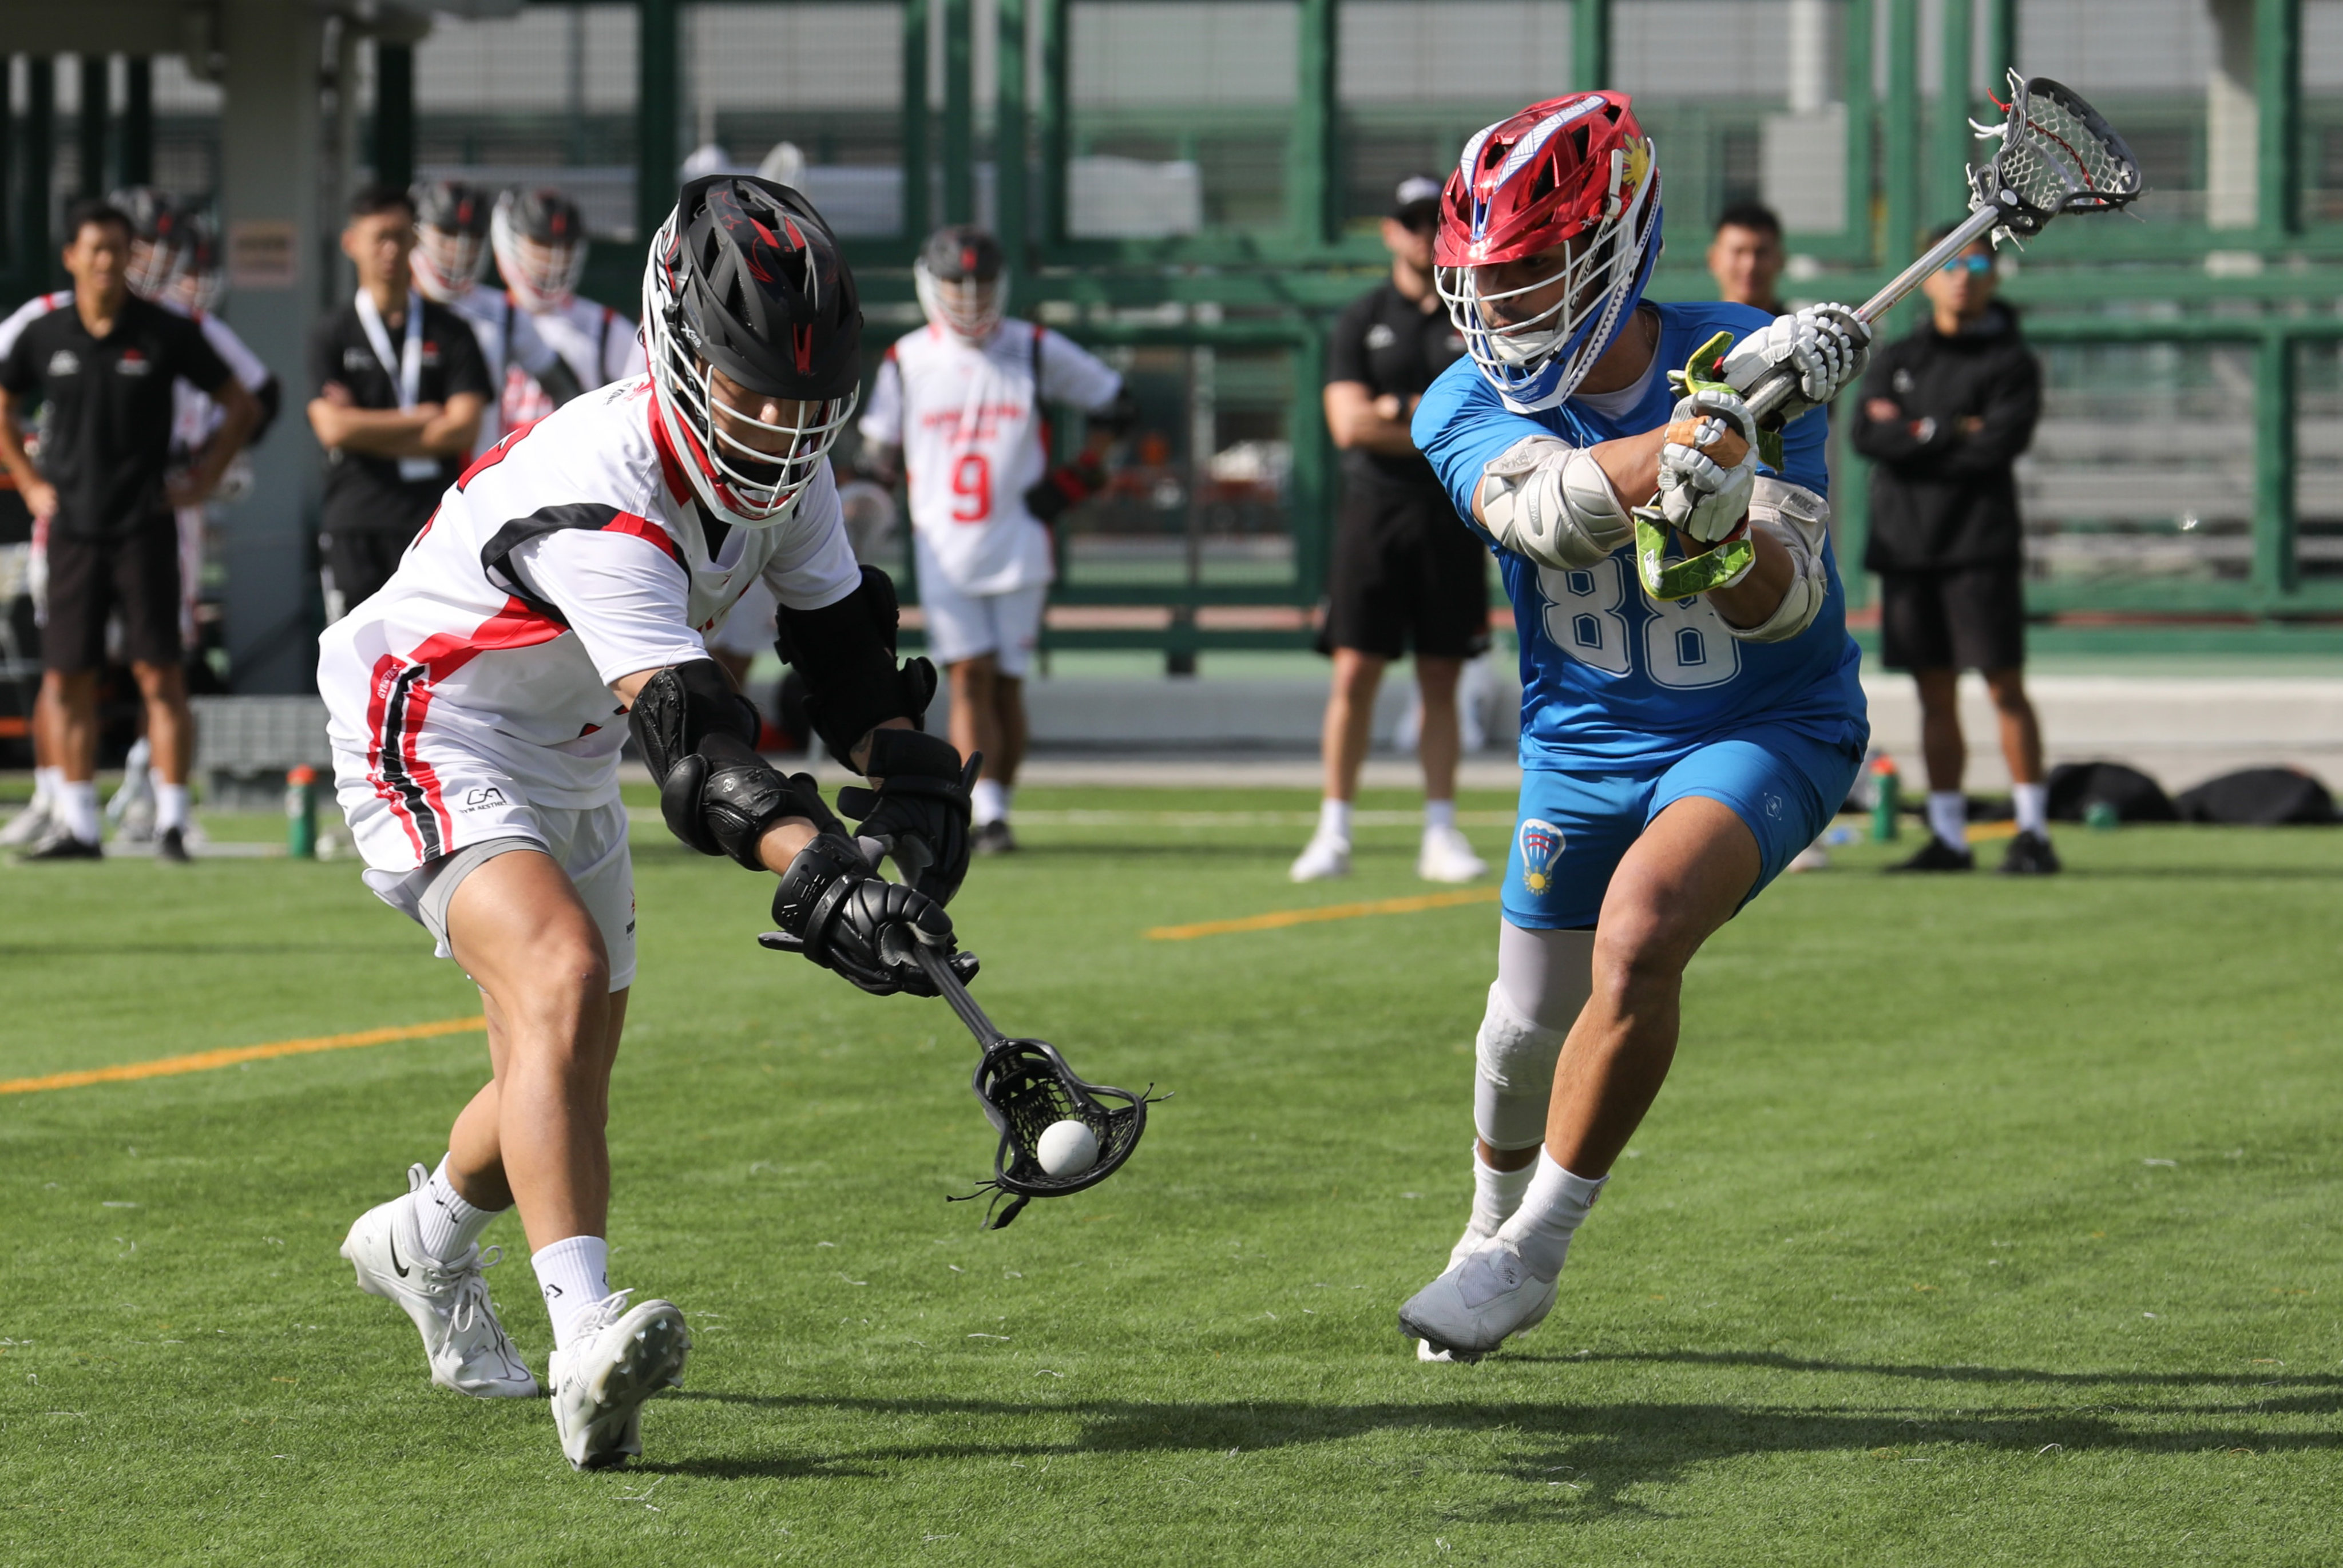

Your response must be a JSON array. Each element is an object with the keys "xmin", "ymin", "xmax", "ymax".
[
  {"xmin": 949, "ymin": 1037, "xmax": 1155, "ymax": 1229},
  {"xmin": 1977, "ymin": 76, "xmax": 2142, "ymax": 232}
]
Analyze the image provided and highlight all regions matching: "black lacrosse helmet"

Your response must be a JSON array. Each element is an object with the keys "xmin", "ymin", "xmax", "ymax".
[
  {"xmin": 410, "ymin": 178, "xmax": 493, "ymax": 301},
  {"xmin": 492, "ymin": 185, "xmax": 590, "ymax": 310},
  {"xmin": 914, "ymin": 224, "xmax": 1007, "ymax": 343},
  {"xmin": 109, "ymin": 185, "xmax": 189, "ymax": 302},
  {"xmin": 645, "ymin": 174, "xmax": 865, "ymax": 523},
  {"xmin": 954, "ymin": 1037, "xmax": 1154, "ymax": 1230}
]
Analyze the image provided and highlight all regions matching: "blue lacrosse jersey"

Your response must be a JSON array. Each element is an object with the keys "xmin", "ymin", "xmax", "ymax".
[{"xmin": 1413, "ymin": 300, "xmax": 1868, "ymax": 771}]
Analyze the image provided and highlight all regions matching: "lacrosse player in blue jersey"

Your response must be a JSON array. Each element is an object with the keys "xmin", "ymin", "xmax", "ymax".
[{"xmin": 1393, "ymin": 92, "xmax": 1875, "ymax": 1360}]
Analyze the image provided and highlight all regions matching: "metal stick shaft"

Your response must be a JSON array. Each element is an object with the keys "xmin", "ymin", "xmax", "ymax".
[
  {"xmin": 913, "ymin": 942, "xmax": 1005, "ymax": 1046},
  {"xmin": 1745, "ymin": 202, "xmax": 2005, "ymax": 427}
]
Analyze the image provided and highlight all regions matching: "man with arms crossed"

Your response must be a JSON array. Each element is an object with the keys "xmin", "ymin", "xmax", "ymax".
[
  {"xmin": 859, "ymin": 224, "xmax": 1132, "ymax": 852},
  {"xmin": 310, "ymin": 185, "xmax": 493, "ymax": 620},
  {"xmin": 1390, "ymin": 94, "xmax": 1873, "ymax": 1359},
  {"xmin": 324, "ymin": 176, "xmax": 975, "ymax": 1470},
  {"xmin": 1291, "ymin": 175, "xmax": 1489, "ymax": 886},
  {"xmin": 0, "ymin": 200, "xmax": 258, "ymax": 862}
]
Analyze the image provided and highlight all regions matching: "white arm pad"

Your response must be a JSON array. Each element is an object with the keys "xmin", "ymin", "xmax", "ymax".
[
  {"xmin": 1474, "ymin": 435, "xmax": 1633, "ymax": 569},
  {"xmin": 1724, "ymin": 476, "xmax": 1830, "ymax": 643}
]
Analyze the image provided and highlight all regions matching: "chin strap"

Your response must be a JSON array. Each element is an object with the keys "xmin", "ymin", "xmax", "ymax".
[{"xmin": 1633, "ymin": 330, "xmax": 1781, "ymax": 600}]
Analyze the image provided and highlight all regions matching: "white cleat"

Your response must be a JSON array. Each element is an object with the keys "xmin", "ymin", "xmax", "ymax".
[
  {"xmin": 546, "ymin": 1291, "xmax": 691, "ymax": 1472},
  {"xmin": 1418, "ymin": 1222, "xmax": 1501, "ymax": 1361},
  {"xmin": 1397, "ymin": 1236, "xmax": 1558, "ymax": 1363},
  {"xmin": 1417, "ymin": 824, "xmax": 1488, "ymax": 884},
  {"xmin": 340, "ymin": 1164, "xmax": 538, "ymax": 1398},
  {"xmin": 1289, "ymin": 832, "xmax": 1351, "ymax": 883},
  {"xmin": 0, "ymin": 797, "xmax": 54, "ymax": 848}
]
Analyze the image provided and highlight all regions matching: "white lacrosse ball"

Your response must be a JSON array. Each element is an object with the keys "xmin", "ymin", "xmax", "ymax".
[{"xmin": 1034, "ymin": 1119, "xmax": 1100, "ymax": 1178}]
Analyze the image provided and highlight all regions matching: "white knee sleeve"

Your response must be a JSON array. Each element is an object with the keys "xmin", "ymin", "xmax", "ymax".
[{"xmin": 1473, "ymin": 981, "xmax": 1569, "ymax": 1152}]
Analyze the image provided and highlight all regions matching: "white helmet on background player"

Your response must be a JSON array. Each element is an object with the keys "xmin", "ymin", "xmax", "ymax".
[
  {"xmin": 411, "ymin": 179, "xmax": 494, "ymax": 304},
  {"xmin": 108, "ymin": 185, "xmax": 190, "ymax": 303},
  {"xmin": 1434, "ymin": 91, "xmax": 1662, "ymax": 411},
  {"xmin": 492, "ymin": 186, "xmax": 589, "ymax": 313},
  {"xmin": 642, "ymin": 174, "xmax": 863, "ymax": 526},
  {"xmin": 912, "ymin": 225, "xmax": 1006, "ymax": 345}
]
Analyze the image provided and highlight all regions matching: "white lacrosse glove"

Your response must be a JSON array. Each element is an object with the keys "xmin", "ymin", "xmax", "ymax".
[
  {"xmin": 1720, "ymin": 304, "xmax": 1874, "ymax": 422},
  {"xmin": 1656, "ymin": 387, "xmax": 1758, "ymax": 542}
]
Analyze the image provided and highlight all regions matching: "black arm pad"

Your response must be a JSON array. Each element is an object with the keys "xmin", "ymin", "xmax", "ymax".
[
  {"xmin": 628, "ymin": 658, "xmax": 760, "ymax": 781},
  {"xmin": 249, "ymin": 376, "xmax": 283, "ymax": 445},
  {"xmin": 772, "ymin": 566, "xmax": 938, "ymax": 763},
  {"xmin": 657, "ymin": 733, "xmax": 840, "ymax": 868},
  {"xmin": 1087, "ymin": 386, "xmax": 1140, "ymax": 439}
]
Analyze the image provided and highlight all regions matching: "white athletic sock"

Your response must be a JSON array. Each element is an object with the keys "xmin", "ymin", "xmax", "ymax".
[
  {"xmin": 1425, "ymin": 798, "xmax": 1457, "ymax": 833},
  {"xmin": 33, "ymin": 765, "xmax": 61, "ymax": 807},
  {"xmin": 1469, "ymin": 1146, "xmax": 1536, "ymax": 1238},
  {"xmin": 2012, "ymin": 782, "xmax": 2049, "ymax": 837},
  {"xmin": 1926, "ymin": 791, "xmax": 1967, "ymax": 851},
  {"xmin": 1317, "ymin": 797, "xmax": 1353, "ymax": 843},
  {"xmin": 60, "ymin": 781, "xmax": 100, "ymax": 844},
  {"xmin": 1494, "ymin": 1149, "xmax": 1607, "ymax": 1282},
  {"xmin": 154, "ymin": 783, "xmax": 189, "ymax": 833},
  {"xmin": 972, "ymin": 778, "xmax": 1007, "ymax": 826},
  {"xmin": 532, "ymin": 1235, "xmax": 613, "ymax": 1352},
  {"xmin": 415, "ymin": 1155, "xmax": 503, "ymax": 1262},
  {"xmin": 999, "ymin": 784, "xmax": 1015, "ymax": 817}
]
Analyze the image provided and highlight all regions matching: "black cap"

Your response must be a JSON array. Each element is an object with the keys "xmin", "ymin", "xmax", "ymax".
[{"xmin": 1392, "ymin": 173, "xmax": 1443, "ymax": 225}]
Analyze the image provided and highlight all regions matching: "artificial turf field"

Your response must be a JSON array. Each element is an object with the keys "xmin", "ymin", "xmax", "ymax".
[{"xmin": 1, "ymin": 786, "xmax": 2336, "ymax": 1566}]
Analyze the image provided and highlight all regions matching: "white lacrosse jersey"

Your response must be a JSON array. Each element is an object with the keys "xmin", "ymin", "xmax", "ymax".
[
  {"xmin": 860, "ymin": 317, "xmax": 1123, "ymax": 596},
  {"xmin": 447, "ymin": 287, "xmax": 568, "ymax": 458},
  {"xmin": 168, "ymin": 307, "xmax": 273, "ymax": 459},
  {"xmin": 317, "ymin": 375, "xmax": 861, "ymax": 865},
  {"xmin": 502, "ymin": 294, "xmax": 645, "ymax": 433}
]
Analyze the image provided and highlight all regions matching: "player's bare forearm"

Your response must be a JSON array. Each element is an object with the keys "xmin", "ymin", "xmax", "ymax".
[
  {"xmin": 0, "ymin": 395, "xmax": 42, "ymax": 495},
  {"xmin": 1703, "ymin": 525, "xmax": 1794, "ymax": 629},
  {"xmin": 1591, "ymin": 427, "xmax": 1667, "ymax": 509}
]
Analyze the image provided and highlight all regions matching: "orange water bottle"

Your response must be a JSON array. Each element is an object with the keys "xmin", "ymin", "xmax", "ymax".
[{"xmin": 287, "ymin": 765, "xmax": 317, "ymax": 860}]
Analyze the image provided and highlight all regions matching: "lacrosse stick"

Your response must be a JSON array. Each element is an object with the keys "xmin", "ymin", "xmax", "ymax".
[
  {"xmin": 1635, "ymin": 73, "xmax": 2143, "ymax": 597},
  {"xmin": 761, "ymin": 835, "xmax": 1157, "ymax": 1230}
]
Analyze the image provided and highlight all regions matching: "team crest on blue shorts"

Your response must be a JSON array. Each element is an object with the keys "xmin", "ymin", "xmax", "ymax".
[{"xmin": 1517, "ymin": 818, "xmax": 1567, "ymax": 895}]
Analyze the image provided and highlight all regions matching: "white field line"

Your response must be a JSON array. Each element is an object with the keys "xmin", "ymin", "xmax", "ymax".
[{"xmin": 624, "ymin": 808, "xmax": 1513, "ymax": 829}]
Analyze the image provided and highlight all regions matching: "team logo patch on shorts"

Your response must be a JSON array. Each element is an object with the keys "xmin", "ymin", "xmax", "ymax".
[
  {"xmin": 1517, "ymin": 817, "xmax": 1566, "ymax": 895},
  {"xmin": 459, "ymin": 786, "xmax": 508, "ymax": 811}
]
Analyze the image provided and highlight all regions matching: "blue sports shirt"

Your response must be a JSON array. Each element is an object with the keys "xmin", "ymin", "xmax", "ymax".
[{"xmin": 1413, "ymin": 300, "xmax": 1868, "ymax": 771}]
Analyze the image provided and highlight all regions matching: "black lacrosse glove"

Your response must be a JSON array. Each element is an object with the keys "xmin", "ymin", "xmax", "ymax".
[
  {"xmin": 660, "ymin": 733, "xmax": 843, "ymax": 869},
  {"xmin": 834, "ymin": 729, "xmax": 980, "ymax": 904},
  {"xmin": 1022, "ymin": 458, "xmax": 1105, "ymax": 525},
  {"xmin": 767, "ymin": 832, "xmax": 973, "ymax": 997}
]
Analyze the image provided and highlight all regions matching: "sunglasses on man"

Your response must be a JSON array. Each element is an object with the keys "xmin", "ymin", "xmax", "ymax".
[{"xmin": 1940, "ymin": 254, "xmax": 1995, "ymax": 275}]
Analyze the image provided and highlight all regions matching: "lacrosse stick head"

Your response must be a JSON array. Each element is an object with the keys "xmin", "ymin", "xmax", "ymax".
[
  {"xmin": 950, "ymin": 1035, "xmax": 1155, "ymax": 1230},
  {"xmin": 1972, "ymin": 73, "xmax": 2143, "ymax": 239}
]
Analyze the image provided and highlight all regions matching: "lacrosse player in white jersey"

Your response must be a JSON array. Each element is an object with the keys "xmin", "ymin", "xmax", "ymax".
[
  {"xmin": 491, "ymin": 187, "xmax": 647, "ymax": 432},
  {"xmin": 859, "ymin": 224, "xmax": 1133, "ymax": 852},
  {"xmin": 410, "ymin": 180, "xmax": 582, "ymax": 458},
  {"xmin": 0, "ymin": 285, "xmax": 72, "ymax": 849},
  {"xmin": 321, "ymin": 176, "xmax": 977, "ymax": 1471}
]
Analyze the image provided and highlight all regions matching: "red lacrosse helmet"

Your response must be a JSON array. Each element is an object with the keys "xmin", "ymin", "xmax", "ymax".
[{"xmin": 1433, "ymin": 91, "xmax": 1662, "ymax": 410}]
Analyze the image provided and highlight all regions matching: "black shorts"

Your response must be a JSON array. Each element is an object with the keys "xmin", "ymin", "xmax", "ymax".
[
  {"xmin": 43, "ymin": 518, "xmax": 181, "ymax": 673},
  {"xmin": 1878, "ymin": 565, "xmax": 2027, "ymax": 672},
  {"xmin": 1323, "ymin": 479, "xmax": 1490, "ymax": 661},
  {"xmin": 321, "ymin": 529, "xmax": 416, "ymax": 615}
]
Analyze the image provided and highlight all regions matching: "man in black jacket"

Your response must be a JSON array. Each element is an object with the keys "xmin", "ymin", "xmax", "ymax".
[{"xmin": 1853, "ymin": 231, "xmax": 2056, "ymax": 874}]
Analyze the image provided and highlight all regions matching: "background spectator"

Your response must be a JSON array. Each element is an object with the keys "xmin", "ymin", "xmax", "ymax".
[
  {"xmin": 1291, "ymin": 174, "xmax": 1487, "ymax": 886},
  {"xmin": 1853, "ymin": 230, "xmax": 2055, "ymax": 875},
  {"xmin": 1707, "ymin": 201, "xmax": 1789, "ymax": 316},
  {"xmin": 0, "ymin": 200, "xmax": 258, "ymax": 862},
  {"xmin": 308, "ymin": 185, "xmax": 489, "ymax": 621}
]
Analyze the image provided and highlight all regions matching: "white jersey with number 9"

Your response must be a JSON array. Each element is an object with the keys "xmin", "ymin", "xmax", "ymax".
[{"xmin": 860, "ymin": 317, "xmax": 1122, "ymax": 597}]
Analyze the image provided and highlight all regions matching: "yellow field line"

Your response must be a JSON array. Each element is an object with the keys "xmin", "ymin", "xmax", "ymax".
[
  {"xmin": 0, "ymin": 1016, "xmax": 487, "ymax": 1097},
  {"xmin": 1148, "ymin": 886, "xmax": 1500, "ymax": 942}
]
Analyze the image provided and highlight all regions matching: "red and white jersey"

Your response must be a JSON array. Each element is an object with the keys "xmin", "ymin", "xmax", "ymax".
[
  {"xmin": 168, "ymin": 306, "xmax": 273, "ymax": 459},
  {"xmin": 861, "ymin": 317, "xmax": 1122, "ymax": 596},
  {"xmin": 317, "ymin": 375, "xmax": 861, "ymax": 865},
  {"xmin": 501, "ymin": 294, "xmax": 646, "ymax": 432},
  {"xmin": 447, "ymin": 287, "xmax": 568, "ymax": 458}
]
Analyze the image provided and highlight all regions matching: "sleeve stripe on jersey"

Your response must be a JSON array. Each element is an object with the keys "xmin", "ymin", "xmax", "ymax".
[
  {"xmin": 364, "ymin": 597, "xmax": 570, "ymax": 857},
  {"xmin": 478, "ymin": 502, "xmax": 687, "ymax": 628}
]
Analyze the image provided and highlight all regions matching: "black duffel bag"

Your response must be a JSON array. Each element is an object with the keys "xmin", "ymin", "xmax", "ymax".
[
  {"xmin": 2045, "ymin": 761, "xmax": 2178, "ymax": 823},
  {"xmin": 2172, "ymin": 767, "xmax": 2337, "ymax": 826}
]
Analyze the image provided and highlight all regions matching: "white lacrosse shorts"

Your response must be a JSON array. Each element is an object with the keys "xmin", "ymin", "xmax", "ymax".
[
  {"xmin": 918, "ymin": 574, "xmax": 1047, "ymax": 677},
  {"xmin": 341, "ymin": 769, "xmax": 639, "ymax": 992}
]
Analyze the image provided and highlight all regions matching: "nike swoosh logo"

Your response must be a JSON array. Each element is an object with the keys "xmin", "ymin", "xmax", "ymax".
[{"xmin": 387, "ymin": 1233, "xmax": 411, "ymax": 1279}]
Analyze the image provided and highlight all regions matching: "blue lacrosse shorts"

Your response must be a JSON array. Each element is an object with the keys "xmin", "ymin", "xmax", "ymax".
[{"xmin": 1501, "ymin": 725, "xmax": 1864, "ymax": 931}]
